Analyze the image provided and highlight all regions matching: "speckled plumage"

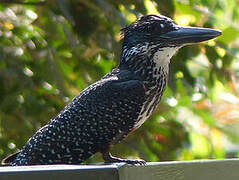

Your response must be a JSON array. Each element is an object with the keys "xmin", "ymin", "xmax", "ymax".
[
  {"xmin": 11, "ymin": 72, "xmax": 147, "ymax": 165},
  {"xmin": 3, "ymin": 14, "xmax": 221, "ymax": 166}
]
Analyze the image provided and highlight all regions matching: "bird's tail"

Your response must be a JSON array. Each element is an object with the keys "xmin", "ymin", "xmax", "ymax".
[{"xmin": 2, "ymin": 151, "xmax": 20, "ymax": 166}]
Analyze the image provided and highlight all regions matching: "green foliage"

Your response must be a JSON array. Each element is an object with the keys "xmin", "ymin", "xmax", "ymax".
[{"xmin": 0, "ymin": 0, "xmax": 239, "ymax": 163}]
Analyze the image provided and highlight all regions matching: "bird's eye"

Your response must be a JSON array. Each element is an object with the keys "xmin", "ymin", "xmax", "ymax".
[{"xmin": 160, "ymin": 24, "xmax": 165, "ymax": 28}]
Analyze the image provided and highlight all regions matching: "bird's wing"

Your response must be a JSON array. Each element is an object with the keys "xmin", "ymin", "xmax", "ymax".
[
  {"xmin": 16, "ymin": 70, "xmax": 147, "ymax": 164},
  {"xmin": 74, "ymin": 71, "xmax": 146, "ymax": 147},
  {"xmin": 77, "ymin": 71, "xmax": 147, "ymax": 132}
]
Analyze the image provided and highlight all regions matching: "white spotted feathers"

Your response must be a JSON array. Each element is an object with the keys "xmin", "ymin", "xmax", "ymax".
[{"xmin": 8, "ymin": 14, "xmax": 192, "ymax": 166}]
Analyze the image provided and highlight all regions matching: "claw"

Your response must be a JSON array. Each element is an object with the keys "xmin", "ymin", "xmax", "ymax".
[
  {"xmin": 125, "ymin": 159, "xmax": 146, "ymax": 165},
  {"xmin": 102, "ymin": 151, "xmax": 146, "ymax": 165}
]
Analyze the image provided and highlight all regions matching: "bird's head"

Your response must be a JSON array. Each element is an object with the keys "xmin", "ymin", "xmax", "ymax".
[{"xmin": 120, "ymin": 14, "xmax": 221, "ymax": 70}]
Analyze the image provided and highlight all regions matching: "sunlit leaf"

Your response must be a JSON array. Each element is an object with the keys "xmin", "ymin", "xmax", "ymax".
[{"xmin": 217, "ymin": 27, "xmax": 239, "ymax": 44}]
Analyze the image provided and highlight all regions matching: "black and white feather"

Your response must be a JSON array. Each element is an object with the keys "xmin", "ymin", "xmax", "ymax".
[{"xmin": 3, "ymin": 14, "xmax": 221, "ymax": 166}]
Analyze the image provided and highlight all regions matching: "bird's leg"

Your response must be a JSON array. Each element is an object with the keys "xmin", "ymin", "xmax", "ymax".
[{"xmin": 102, "ymin": 151, "xmax": 146, "ymax": 165}]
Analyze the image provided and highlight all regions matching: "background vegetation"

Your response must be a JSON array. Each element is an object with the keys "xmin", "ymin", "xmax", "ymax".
[{"xmin": 0, "ymin": 0, "xmax": 239, "ymax": 163}]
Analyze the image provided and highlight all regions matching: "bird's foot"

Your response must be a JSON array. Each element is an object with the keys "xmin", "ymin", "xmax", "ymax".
[
  {"xmin": 107, "ymin": 157, "xmax": 146, "ymax": 165},
  {"xmin": 102, "ymin": 151, "xmax": 146, "ymax": 165}
]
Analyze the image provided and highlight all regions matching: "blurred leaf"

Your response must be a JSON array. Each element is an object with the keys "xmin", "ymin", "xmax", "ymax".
[
  {"xmin": 205, "ymin": 45, "xmax": 220, "ymax": 66},
  {"xmin": 217, "ymin": 27, "xmax": 239, "ymax": 44},
  {"xmin": 190, "ymin": 132, "xmax": 212, "ymax": 158}
]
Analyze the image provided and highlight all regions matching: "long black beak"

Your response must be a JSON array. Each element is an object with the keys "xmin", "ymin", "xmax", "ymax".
[{"xmin": 160, "ymin": 26, "xmax": 222, "ymax": 44}]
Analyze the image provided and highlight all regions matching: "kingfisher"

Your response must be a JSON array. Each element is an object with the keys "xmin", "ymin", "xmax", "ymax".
[{"xmin": 2, "ymin": 14, "xmax": 221, "ymax": 166}]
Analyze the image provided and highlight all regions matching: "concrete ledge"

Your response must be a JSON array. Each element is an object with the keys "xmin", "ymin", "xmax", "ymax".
[{"xmin": 0, "ymin": 159, "xmax": 239, "ymax": 180}]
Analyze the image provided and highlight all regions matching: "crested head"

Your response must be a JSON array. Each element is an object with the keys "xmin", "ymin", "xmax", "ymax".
[
  {"xmin": 121, "ymin": 14, "xmax": 221, "ymax": 49},
  {"xmin": 120, "ymin": 14, "xmax": 221, "ymax": 71},
  {"xmin": 120, "ymin": 15, "xmax": 180, "ymax": 71},
  {"xmin": 121, "ymin": 15, "xmax": 178, "ymax": 48}
]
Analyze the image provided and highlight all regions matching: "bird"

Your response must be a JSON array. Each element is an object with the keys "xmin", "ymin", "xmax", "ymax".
[{"xmin": 2, "ymin": 14, "xmax": 221, "ymax": 166}]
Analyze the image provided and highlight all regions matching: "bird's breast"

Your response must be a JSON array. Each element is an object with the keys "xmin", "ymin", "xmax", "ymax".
[{"xmin": 133, "ymin": 66, "xmax": 168, "ymax": 129}]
